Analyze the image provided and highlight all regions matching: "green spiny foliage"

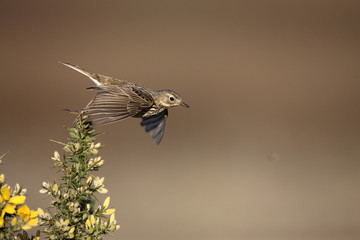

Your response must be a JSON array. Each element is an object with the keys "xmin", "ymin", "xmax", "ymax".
[{"xmin": 39, "ymin": 117, "xmax": 119, "ymax": 240}]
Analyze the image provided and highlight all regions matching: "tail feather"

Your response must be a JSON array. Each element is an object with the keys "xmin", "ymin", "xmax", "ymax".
[{"xmin": 59, "ymin": 62, "xmax": 102, "ymax": 86}]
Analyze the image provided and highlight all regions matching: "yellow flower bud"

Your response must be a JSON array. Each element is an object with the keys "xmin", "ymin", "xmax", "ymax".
[
  {"xmin": 97, "ymin": 160, "xmax": 104, "ymax": 166},
  {"xmin": 37, "ymin": 208, "xmax": 44, "ymax": 217},
  {"xmin": 86, "ymin": 176, "xmax": 92, "ymax": 184},
  {"xmin": 11, "ymin": 217, "xmax": 17, "ymax": 226},
  {"xmin": 22, "ymin": 225, "xmax": 32, "ymax": 230},
  {"xmin": 54, "ymin": 151, "xmax": 60, "ymax": 160},
  {"xmin": 110, "ymin": 213, "xmax": 115, "ymax": 224},
  {"xmin": 90, "ymin": 215, "xmax": 95, "ymax": 225},
  {"xmin": 64, "ymin": 219, "xmax": 70, "ymax": 226},
  {"xmin": 97, "ymin": 188, "xmax": 108, "ymax": 194},
  {"xmin": 85, "ymin": 219, "xmax": 91, "ymax": 229},
  {"xmin": 103, "ymin": 196, "xmax": 110, "ymax": 209},
  {"xmin": 0, "ymin": 174, "xmax": 4, "ymax": 184},
  {"xmin": 94, "ymin": 177, "xmax": 104, "ymax": 186},
  {"xmin": 104, "ymin": 208, "xmax": 116, "ymax": 215}
]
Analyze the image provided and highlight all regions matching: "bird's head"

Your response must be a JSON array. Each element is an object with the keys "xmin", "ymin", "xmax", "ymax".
[{"xmin": 156, "ymin": 90, "xmax": 190, "ymax": 108}]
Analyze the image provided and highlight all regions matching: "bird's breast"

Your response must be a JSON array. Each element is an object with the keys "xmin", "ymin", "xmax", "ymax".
[{"xmin": 142, "ymin": 105, "xmax": 165, "ymax": 118}]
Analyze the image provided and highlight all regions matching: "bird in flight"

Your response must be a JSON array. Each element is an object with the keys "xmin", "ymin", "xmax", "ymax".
[{"xmin": 60, "ymin": 62, "xmax": 189, "ymax": 144}]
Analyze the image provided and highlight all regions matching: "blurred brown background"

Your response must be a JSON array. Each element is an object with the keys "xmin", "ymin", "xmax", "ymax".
[{"xmin": 1, "ymin": 0, "xmax": 360, "ymax": 239}]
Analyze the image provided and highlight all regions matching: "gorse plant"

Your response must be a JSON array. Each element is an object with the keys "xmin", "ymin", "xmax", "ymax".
[
  {"xmin": 0, "ymin": 117, "xmax": 119, "ymax": 239},
  {"xmin": 0, "ymin": 153, "xmax": 40, "ymax": 240},
  {"xmin": 39, "ymin": 117, "xmax": 120, "ymax": 239}
]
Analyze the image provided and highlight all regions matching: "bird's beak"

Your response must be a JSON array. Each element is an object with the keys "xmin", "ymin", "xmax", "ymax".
[{"xmin": 180, "ymin": 101, "xmax": 190, "ymax": 108}]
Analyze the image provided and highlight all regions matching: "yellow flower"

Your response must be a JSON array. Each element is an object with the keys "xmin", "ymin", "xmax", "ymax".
[
  {"xmin": 30, "ymin": 210, "xmax": 39, "ymax": 219},
  {"xmin": 8, "ymin": 195, "xmax": 26, "ymax": 205},
  {"xmin": 18, "ymin": 204, "xmax": 30, "ymax": 219},
  {"xmin": 2, "ymin": 204, "xmax": 15, "ymax": 217},
  {"xmin": 0, "ymin": 185, "xmax": 29, "ymax": 221},
  {"xmin": 0, "ymin": 217, "xmax": 4, "ymax": 228},
  {"xmin": 1, "ymin": 186, "xmax": 11, "ymax": 201},
  {"xmin": 22, "ymin": 217, "xmax": 38, "ymax": 230},
  {"xmin": 17, "ymin": 204, "xmax": 39, "ymax": 230}
]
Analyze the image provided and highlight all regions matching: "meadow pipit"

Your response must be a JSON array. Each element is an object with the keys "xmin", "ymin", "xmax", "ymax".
[{"xmin": 61, "ymin": 62, "xmax": 189, "ymax": 144}]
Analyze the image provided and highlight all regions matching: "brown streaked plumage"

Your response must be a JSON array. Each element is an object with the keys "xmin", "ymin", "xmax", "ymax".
[{"xmin": 60, "ymin": 62, "xmax": 189, "ymax": 144}]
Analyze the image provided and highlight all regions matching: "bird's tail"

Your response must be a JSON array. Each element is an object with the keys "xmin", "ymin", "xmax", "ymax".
[{"xmin": 59, "ymin": 62, "xmax": 102, "ymax": 86}]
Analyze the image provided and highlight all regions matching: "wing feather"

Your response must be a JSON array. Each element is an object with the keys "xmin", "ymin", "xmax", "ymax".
[
  {"xmin": 140, "ymin": 110, "xmax": 168, "ymax": 145},
  {"xmin": 84, "ymin": 85, "xmax": 153, "ymax": 126}
]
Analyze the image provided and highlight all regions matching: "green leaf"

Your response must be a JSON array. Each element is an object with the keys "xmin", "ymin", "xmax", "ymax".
[
  {"xmin": 0, "ymin": 151, "xmax": 9, "ymax": 160},
  {"xmin": 49, "ymin": 139, "xmax": 66, "ymax": 146}
]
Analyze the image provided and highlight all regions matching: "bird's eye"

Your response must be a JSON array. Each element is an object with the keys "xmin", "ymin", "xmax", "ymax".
[{"xmin": 169, "ymin": 97, "xmax": 174, "ymax": 101}]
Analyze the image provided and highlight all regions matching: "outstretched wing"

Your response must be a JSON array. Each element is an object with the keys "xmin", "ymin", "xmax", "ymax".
[
  {"xmin": 140, "ymin": 109, "xmax": 168, "ymax": 145},
  {"xmin": 84, "ymin": 85, "xmax": 153, "ymax": 125}
]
